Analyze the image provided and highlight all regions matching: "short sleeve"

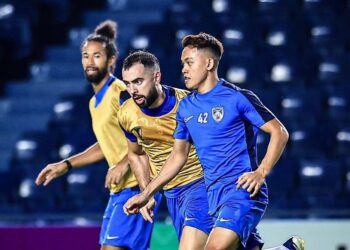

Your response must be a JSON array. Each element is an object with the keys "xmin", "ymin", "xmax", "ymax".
[
  {"xmin": 117, "ymin": 107, "xmax": 137, "ymax": 142},
  {"xmin": 120, "ymin": 124, "xmax": 137, "ymax": 142},
  {"xmin": 237, "ymin": 89, "xmax": 275, "ymax": 128},
  {"xmin": 173, "ymin": 102, "xmax": 191, "ymax": 141}
]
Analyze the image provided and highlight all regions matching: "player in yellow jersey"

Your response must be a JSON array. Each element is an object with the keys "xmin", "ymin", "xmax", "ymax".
[
  {"xmin": 35, "ymin": 21, "xmax": 161, "ymax": 250},
  {"xmin": 118, "ymin": 51, "xmax": 213, "ymax": 250}
]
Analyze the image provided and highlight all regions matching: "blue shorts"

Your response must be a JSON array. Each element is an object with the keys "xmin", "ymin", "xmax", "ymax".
[
  {"xmin": 213, "ymin": 198, "xmax": 266, "ymax": 249},
  {"xmin": 100, "ymin": 187, "xmax": 162, "ymax": 250},
  {"xmin": 164, "ymin": 178, "xmax": 213, "ymax": 240}
]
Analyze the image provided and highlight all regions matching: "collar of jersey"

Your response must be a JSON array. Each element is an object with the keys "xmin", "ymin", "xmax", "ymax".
[
  {"xmin": 141, "ymin": 86, "xmax": 176, "ymax": 117},
  {"xmin": 94, "ymin": 75, "xmax": 116, "ymax": 108},
  {"xmin": 195, "ymin": 79, "xmax": 225, "ymax": 97}
]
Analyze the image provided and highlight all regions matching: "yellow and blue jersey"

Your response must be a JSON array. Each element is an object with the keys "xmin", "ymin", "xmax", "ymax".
[
  {"xmin": 118, "ymin": 86, "xmax": 204, "ymax": 190},
  {"xmin": 89, "ymin": 76, "xmax": 138, "ymax": 193}
]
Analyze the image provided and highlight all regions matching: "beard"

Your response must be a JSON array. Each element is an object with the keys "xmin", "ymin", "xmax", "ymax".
[
  {"xmin": 133, "ymin": 85, "xmax": 159, "ymax": 108},
  {"xmin": 84, "ymin": 64, "xmax": 109, "ymax": 85}
]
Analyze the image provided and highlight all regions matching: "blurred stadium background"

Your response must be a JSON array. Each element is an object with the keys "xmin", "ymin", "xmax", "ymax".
[{"xmin": 0, "ymin": 0, "xmax": 350, "ymax": 249}]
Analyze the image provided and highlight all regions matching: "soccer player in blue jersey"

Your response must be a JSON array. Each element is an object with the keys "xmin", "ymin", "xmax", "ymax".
[
  {"xmin": 35, "ymin": 20, "xmax": 160, "ymax": 250},
  {"xmin": 124, "ymin": 33, "xmax": 304, "ymax": 250}
]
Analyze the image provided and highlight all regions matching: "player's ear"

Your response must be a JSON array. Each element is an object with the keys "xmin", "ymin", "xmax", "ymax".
[
  {"xmin": 154, "ymin": 71, "xmax": 161, "ymax": 84},
  {"xmin": 108, "ymin": 55, "xmax": 116, "ymax": 68},
  {"xmin": 207, "ymin": 58, "xmax": 215, "ymax": 71}
]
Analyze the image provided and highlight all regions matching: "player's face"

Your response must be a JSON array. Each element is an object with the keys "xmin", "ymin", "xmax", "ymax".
[
  {"xmin": 81, "ymin": 41, "xmax": 110, "ymax": 85},
  {"xmin": 122, "ymin": 63, "xmax": 159, "ymax": 108},
  {"xmin": 181, "ymin": 46, "xmax": 209, "ymax": 90}
]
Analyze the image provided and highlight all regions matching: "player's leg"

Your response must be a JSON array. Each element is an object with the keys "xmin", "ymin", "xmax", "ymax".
[
  {"xmin": 205, "ymin": 199, "xmax": 266, "ymax": 250},
  {"xmin": 165, "ymin": 178, "xmax": 213, "ymax": 250},
  {"xmin": 179, "ymin": 226, "xmax": 209, "ymax": 250},
  {"xmin": 205, "ymin": 226, "xmax": 240, "ymax": 250},
  {"xmin": 205, "ymin": 227, "xmax": 266, "ymax": 250},
  {"xmin": 100, "ymin": 194, "xmax": 126, "ymax": 250},
  {"xmin": 178, "ymin": 179, "xmax": 213, "ymax": 250},
  {"xmin": 101, "ymin": 188, "xmax": 162, "ymax": 250},
  {"xmin": 101, "ymin": 245, "xmax": 127, "ymax": 250}
]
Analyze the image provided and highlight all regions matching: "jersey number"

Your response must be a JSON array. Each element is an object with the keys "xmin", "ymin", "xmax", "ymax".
[{"xmin": 198, "ymin": 112, "xmax": 208, "ymax": 124}]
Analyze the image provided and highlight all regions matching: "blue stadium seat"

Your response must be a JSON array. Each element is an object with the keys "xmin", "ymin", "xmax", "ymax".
[
  {"xmin": 302, "ymin": 9, "xmax": 346, "ymax": 57},
  {"xmin": 223, "ymin": 54, "xmax": 262, "ymax": 87},
  {"xmin": 0, "ymin": 172, "xmax": 20, "ymax": 206},
  {"xmin": 219, "ymin": 0, "xmax": 255, "ymax": 14},
  {"xmin": 256, "ymin": 0, "xmax": 298, "ymax": 17},
  {"xmin": 12, "ymin": 131, "xmax": 55, "ymax": 174},
  {"xmin": 267, "ymin": 157, "xmax": 297, "ymax": 198},
  {"xmin": 218, "ymin": 11, "xmax": 255, "ymax": 58},
  {"xmin": 318, "ymin": 55, "xmax": 348, "ymax": 83},
  {"xmin": 51, "ymin": 94, "xmax": 90, "ymax": 122},
  {"xmin": 326, "ymin": 86, "xmax": 350, "ymax": 122},
  {"xmin": 48, "ymin": 94, "xmax": 95, "ymax": 158},
  {"xmin": 297, "ymin": 158, "xmax": 342, "ymax": 196},
  {"xmin": 288, "ymin": 123, "xmax": 336, "ymax": 157},
  {"xmin": 17, "ymin": 177, "xmax": 58, "ymax": 213},
  {"xmin": 335, "ymin": 127, "xmax": 350, "ymax": 156},
  {"xmin": 134, "ymin": 24, "xmax": 173, "ymax": 53},
  {"xmin": 45, "ymin": 45, "xmax": 81, "ymax": 63},
  {"xmin": 159, "ymin": 51, "xmax": 183, "ymax": 88},
  {"xmin": 280, "ymin": 88, "xmax": 325, "ymax": 122},
  {"xmin": 268, "ymin": 195, "xmax": 309, "ymax": 218},
  {"xmin": 252, "ymin": 87, "xmax": 281, "ymax": 117},
  {"xmin": 302, "ymin": 0, "xmax": 345, "ymax": 14},
  {"xmin": 257, "ymin": 18, "xmax": 303, "ymax": 58},
  {"xmin": 345, "ymin": 160, "xmax": 350, "ymax": 192},
  {"xmin": 65, "ymin": 169, "xmax": 105, "ymax": 212}
]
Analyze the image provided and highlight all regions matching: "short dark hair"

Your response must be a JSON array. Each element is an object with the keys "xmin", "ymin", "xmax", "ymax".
[
  {"xmin": 122, "ymin": 50, "xmax": 160, "ymax": 72},
  {"xmin": 182, "ymin": 32, "xmax": 224, "ymax": 60},
  {"xmin": 81, "ymin": 20, "xmax": 118, "ymax": 72}
]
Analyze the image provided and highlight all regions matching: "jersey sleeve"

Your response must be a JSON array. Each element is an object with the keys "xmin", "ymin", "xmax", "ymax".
[
  {"xmin": 119, "ymin": 89, "xmax": 131, "ymax": 105},
  {"xmin": 173, "ymin": 101, "xmax": 191, "ymax": 141},
  {"xmin": 237, "ymin": 89, "xmax": 275, "ymax": 128},
  {"xmin": 117, "ymin": 107, "xmax": 137, "ymax": 142},
  {"xmin": 120, "ymin": 124, "xmax": 137, "ymax": 142}
]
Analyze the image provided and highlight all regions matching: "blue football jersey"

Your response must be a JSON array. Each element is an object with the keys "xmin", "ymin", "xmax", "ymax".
[{"xmin": 174, "ymin": 79, "xmax": 274, "ymax": 214}]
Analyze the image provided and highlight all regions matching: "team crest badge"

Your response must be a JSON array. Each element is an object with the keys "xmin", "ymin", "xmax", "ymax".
[{"xmin": 212, "ymin": 106, "xmax": 224, "ymax": 122}]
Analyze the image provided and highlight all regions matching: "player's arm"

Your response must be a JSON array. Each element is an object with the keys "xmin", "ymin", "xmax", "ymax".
[
  {"xmin": 127, "ymin": 140, "xmax": 163, "ymax": 222},
  {"xmin": 124, "ymin": 139, "xmax": 190, "ymax": 215},
  {"xmin": 258, "ymin": 118, "xmax": 289, "ymax": 175},
  {"xmin": 127, "ymin": 140, "xmax": 151, "ymax": 191},
  {"xmin": 105, "ymin": 153, "xmax": 129, "ymax": 189},
  {"xmin": 36, "ymin": 142, "xmax": 105, "ymax": 186},
  {"xmin": 237, "ymin": 118, "xmax": 289, "ymax": 196}
]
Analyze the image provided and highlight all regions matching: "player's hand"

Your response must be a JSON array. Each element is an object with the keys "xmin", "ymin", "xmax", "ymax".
[
  {"xmin": 139, "ymin": 197, "xmax": 157, "ymax": 223},
  {"xmin": 105, "ymin": 163, "xmax": 129, "ymax": 189},
  {"xmin": 35, "ymin": 162, "xmax": 68, "ymax": 186},
  {"xmin": 236, "ymin": 168, "xmax": 266, "ymax": 197},
  {"xmin": 123, "ymin": 192, "xmax": 150, "ymax": 215}
]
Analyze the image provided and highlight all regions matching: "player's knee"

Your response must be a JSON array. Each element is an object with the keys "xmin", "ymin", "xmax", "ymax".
[
  {"xmin": 179, "ymin": 244, "xmax": 205, "ymax": 250},
  {"xmin": 204, "ymin": 239, "xmax": 240, "ymax": 250},
  {"xmin": 179, "ymin": 237, "xmax": 207, "ymax": 250}
]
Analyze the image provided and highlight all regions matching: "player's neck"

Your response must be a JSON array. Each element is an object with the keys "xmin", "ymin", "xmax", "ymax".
[
  {"xmin": 91, "ymin": 73, "xmax": 111, "ymax": 94},
  {"xmin": 197, "ymin": 74, "xmax": 219, "ymax": 94},
  {"xmin": 148, "ymin": 85, "xmax": 165, "ymax": 109}
]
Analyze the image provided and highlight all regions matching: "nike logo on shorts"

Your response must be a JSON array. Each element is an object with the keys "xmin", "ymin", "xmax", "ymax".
[
  {"xmin": 106, "ymin": 234, "xmax": 119, "ymax": 240},
  {"xmin": 185, "ymin": 217, "xmax": 196, "ymax": 221},
  {"xmin": 219, "ymin": 218, "xmax": 231, "ymax": 222}
]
